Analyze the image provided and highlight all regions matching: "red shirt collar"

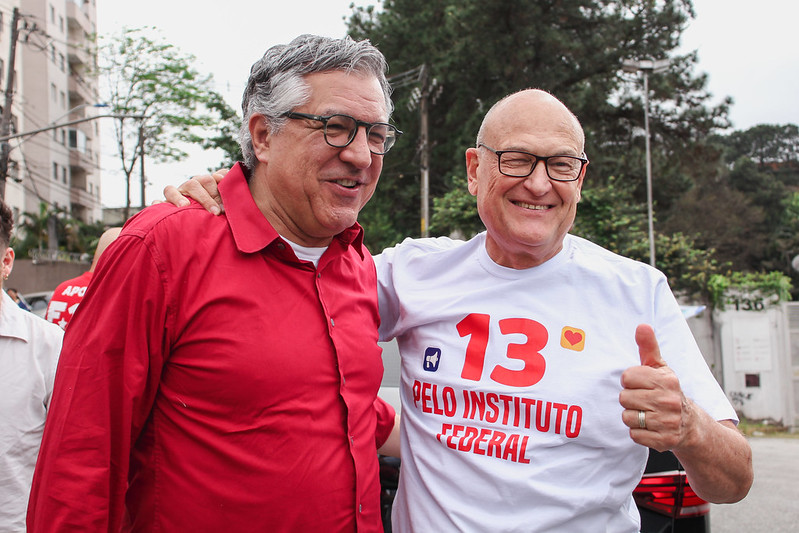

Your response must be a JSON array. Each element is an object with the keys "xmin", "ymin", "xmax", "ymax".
[{"xmin": 219, "ymin": 163, "xmax": 365, "ymax": 260}]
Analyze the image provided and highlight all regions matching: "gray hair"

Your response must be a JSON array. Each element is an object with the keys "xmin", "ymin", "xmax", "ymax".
[{"xmin": 239, "ymin": 34, "xmax": 393, "ymax": 170}]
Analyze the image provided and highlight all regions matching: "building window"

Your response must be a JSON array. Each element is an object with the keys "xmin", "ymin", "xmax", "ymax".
[
  {"xmin": 62, "ymin": 167, "xmax": 67, "ymax": 184},
  {"xmin": 69, "ymin": 129, "xmax": 87, "ymax": 153},
  {"xmin": 50, "ymin": 5, "xmax": 55, "ymax": 24},
  {"xmin": 51, "ymin": 83, "xmax": 57, "ymax": 101},
  {"xmin": 53, "ymin": 162, "xmax": 58, "ymax": 181},
  {"xmin": 745, "ymin": 374, "xmax": 761, "ymax": 388}
]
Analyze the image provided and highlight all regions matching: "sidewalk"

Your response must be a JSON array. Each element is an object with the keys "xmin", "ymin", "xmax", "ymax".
[{"xmin": 710, "ymin": 436, "xmax": 799, "ymax": 532}]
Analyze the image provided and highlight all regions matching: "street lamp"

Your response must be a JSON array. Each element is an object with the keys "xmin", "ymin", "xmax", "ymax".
[
  {"xmin": 11, "ymin": 103, "xmax": 110, "ymax": 150},
  {"xmin": 0, "ymin": 114, "xmax": 145, "ymax": 202},
  {"xmin": 0, "ymin": 113, "xmax": 145, "ymax": 143},
  {"xmin": 50, "ymin": 102, "xmax": 109, "ymax": 126},
  {"xmin": 622, "ymin": 58, "xmax": 670, "ymax": 268}
]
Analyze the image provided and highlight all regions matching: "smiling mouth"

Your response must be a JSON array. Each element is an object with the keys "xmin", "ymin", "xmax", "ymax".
[
  {"xmin": 334, "ymin": 179, "xmax": 359, "ymax": 189},
  {"xmin": 513, "ymin": 201, "xmax": 551, "ymax": 211}
]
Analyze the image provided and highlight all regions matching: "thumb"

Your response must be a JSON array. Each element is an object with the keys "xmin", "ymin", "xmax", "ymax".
[{"xmin": 636, "ymin": 324, "xmax": 666, "ymax": 368}]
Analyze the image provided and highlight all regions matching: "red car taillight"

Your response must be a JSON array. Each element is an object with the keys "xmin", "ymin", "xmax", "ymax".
[{"xmin": 633, "ymin": 471, "xmax": 710, "ymax": 518}]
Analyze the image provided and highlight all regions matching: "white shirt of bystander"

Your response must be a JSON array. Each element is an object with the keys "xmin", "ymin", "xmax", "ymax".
[{"xmin": 0, "ymin": 290, "xmax": 63, "ymax": 530}]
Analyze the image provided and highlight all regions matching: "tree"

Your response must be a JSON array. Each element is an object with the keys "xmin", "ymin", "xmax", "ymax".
[
  {"xmin": 347, "ymin": 0, "xmax": 728, "ymax": 291},
  {"xmin": 14, "ymin": 203, "xmax": 57, "ymax": 254},
  {"xmin": 196, "ymin": 91, "xmax": 243, "ymax": 168},
  {"xmin": 721, "ymin": 124, "xmax": 799, "ymax": 169},
  {"xmin": 11, "ymin": 203, "xmax": 106, "ymax": 260},
  {"xmin": 97, "ymin": 28, "xmax": 238, "ymax": 218}
]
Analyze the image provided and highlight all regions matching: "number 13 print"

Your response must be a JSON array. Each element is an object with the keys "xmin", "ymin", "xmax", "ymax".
[{"xmin": 456, "ymin": 313, "xmax": 548, "ymax": 387}]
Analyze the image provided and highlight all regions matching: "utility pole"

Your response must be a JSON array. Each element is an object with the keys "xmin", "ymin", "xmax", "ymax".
[
  {"xmin": 388, "ymin": 64, "xmax": 438, "ymax": 238},
  {"xmin": 622, "ymin": 58, "xmax": 671, "ymax": 268},
  {"xmin": 0, "ymin": 7, "xmax": 21, "ymax": 199},
  {"xmin": 139, "ymin": 123, "xmax": 146, "ymax": 209},
  {"xmin": 419, "ymin": 64, "xmax": 430, "ymax": 237}
]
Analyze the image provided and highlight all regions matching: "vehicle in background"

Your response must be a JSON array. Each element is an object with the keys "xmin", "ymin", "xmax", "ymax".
[
  {"xmin": 636, "ymin": 448, "xmax": 710, "ymax": 532},
  {"xmin": 376, "ymin": 340, "xmax": 710, "ymax": 532},
  {"xmin": 21, "ymin": 291, "xmax": 53, "ymax": 319}
]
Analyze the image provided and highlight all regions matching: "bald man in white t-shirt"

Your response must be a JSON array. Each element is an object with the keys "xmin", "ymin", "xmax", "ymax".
[{"xmin": 169, "ymin": 88, "xmax": 753, "ymax": 532}]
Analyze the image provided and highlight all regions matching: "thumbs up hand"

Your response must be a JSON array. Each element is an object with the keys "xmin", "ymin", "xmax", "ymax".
[{"xmin": 619, "ymin": 324, "xmax": 688, "ymax": 452}]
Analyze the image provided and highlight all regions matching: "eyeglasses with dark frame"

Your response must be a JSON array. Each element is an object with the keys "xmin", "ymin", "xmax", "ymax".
[
  {"xmin": 478, "ymin": 143, "xmax": 588, "ymax": 182},
  {"xmin": 282, "ymin": 112, "xmax": 403, "ymax": 155}
]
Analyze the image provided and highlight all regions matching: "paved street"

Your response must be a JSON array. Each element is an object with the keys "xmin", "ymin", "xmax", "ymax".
[{"xmin": 710, "ymin": 436, "xmax": 799, "ymax": 532}]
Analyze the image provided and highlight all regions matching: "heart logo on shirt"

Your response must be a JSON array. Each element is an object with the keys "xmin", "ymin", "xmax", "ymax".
[{"xmin": 560, "ymin": 327, "xmax": 586, "ymax": 352}]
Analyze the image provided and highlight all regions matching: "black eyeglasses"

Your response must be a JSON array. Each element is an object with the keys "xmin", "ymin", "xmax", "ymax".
[
  {"xmin": 478, "ymin": 143, "xmax": 588, "ymax": 182},
  {"xmin": 282, "ymin": 112, "xmax": 402, "ymax": 155}
]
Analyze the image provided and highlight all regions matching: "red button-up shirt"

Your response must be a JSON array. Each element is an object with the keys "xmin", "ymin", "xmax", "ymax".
[{"xmin": 28, "ymin": 164, "xmax": 394, "ymax": 532}]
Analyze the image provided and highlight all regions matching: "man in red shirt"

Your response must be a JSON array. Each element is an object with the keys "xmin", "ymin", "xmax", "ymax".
[
  {"xmin": 45, "ymin": 226, "xmax": 121, "ymax": 328},
  {"xmin": 28, "ymin": 35, "xmax": 399, "ymax": 532}
]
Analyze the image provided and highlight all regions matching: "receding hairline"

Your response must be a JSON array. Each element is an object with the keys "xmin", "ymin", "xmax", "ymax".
[{"xmin": 477, "ymin": 89, "xmax": 585, "ymax": 151}]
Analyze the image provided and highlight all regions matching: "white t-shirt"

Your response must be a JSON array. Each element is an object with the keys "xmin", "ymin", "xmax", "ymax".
[
  {"xmin": 282, "ymin": 236, "xmax": 327, "ymax": 267},
  {"xmin": 375, "ymin": 233, "xmax": 736, "ymax": 533},
  {"xmin": 0, "ymin": 290, "xmax": 63, "ymax": 530}
]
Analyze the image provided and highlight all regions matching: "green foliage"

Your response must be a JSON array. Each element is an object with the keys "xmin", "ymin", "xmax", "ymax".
[
  {"xmin": 721, "ymin": 124, "xmax": 799, "ymax": 168},
  {"xmin": 650, "ymin": 232, "xmax": 720, "ymax": 302},
  {"xmin": 571, "ymin": 175, "xmax": 647, "ymax": 254},
  {"xmin": 193, "ymin": 90, "xmax": 242, "ymax": 169},
  {"xmin": 63, "ymin": 219, "xmax": 108, "ymax": 255},
  {"xmin": 346, "ymin": 0, "xmax": 727, "ymax": 252},
  {"xmin": 343, "ymin": 0, "xmax": 759, "ymax": 298},
  {"xmin": 707, "ymin": 271, "xmax": 793, "ymax": 311},
  {"xmin": 11, "ymin": 203, "xmax": 106, "ymax": 259},
  {"xmin": 668, "ymin": 126, "xmax": 799, "ymax": 294},
  {"xmin": 13, "ymin": 203, "xmax": 55, "ymax": 253},
  {"xmin": 573, "ymin": 177, "xmax": 719, "ymax": 301},
  {"xmin": 96, "ymin": 27, "xmax": 238, "ymax": 206},
  {"xmin": 429, "ymin": 181, "xmax": 482, "ymax": 238}
]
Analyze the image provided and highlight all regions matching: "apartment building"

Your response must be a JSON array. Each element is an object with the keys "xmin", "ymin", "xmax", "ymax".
[{"xmin": 0, "ymin": 0, "xmax": 101, "ymax": 223}]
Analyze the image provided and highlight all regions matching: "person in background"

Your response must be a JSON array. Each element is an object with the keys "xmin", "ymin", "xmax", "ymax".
[
  {"xmin": 171, "ymin": 88, "xmax": 753, "ymax": 532},
  {"xmin": 27, "ymin": 34, "xmax": 399, "ymax": 532},
  {"xmin": 45, "ymin": 227, "xmax": 122, "ymax": 329},
  {"xmin": 0, "ymin": 198, "xmax": 64, "ymax": 531},
  {"xmin": 5, "ymin": 288, "xmax": 29, "ymax": 311}
]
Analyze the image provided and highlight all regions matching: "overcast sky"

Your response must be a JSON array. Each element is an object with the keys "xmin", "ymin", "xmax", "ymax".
[{"xmin": 96, "ymin": 0, "xmax": 799, "ymax": 208}]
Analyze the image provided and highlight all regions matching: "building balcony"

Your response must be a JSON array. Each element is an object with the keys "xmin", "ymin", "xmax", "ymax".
[
  {"xmin": 68, "ymin": 76, "xmax": 95, "ymax": 105},
  {"xmin": 70, "ymin": 184, "xmax": 100, "ymax": 223},
  {"xmin": 67, "ymin": 44, "xmax": 91, "ymax": 71},
  {"xmin": 69, "ymin": 146, "xmax": 95, "ymax": 171},
  {"xmin": 66, "ymin": 1, "xmax": 94, "ymax": 36}
]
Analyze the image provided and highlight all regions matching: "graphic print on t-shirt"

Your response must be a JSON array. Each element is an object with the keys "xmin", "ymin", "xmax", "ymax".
[
  {"xmin": 560, "ymin": 326, "xmax": 586, "ymax": 351},
  {"xmin": 424, "ymin": 347, "xmax": 442, "ymax": 371}
]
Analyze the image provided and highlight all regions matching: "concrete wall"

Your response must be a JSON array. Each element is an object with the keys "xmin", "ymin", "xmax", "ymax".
[
  {"xmin": 5, "ymin": 258, "xmax": 87, "ymax": 294},
  {"xmin": 715, "ymin": 305, "xmax": 797, "ymax": 429},
  {"xmin": 685, "ymin": 310, "xmax": 722, "ymax": 384}
]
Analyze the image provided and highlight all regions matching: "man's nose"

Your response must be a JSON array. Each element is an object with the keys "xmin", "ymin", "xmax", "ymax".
[
  {"xmin": 339, "ymin": 126, "xmax": 374, "ymax": 168},
  {"xmin": 523, "ymin": 160, "xmax": 552, "ymax": 193}
]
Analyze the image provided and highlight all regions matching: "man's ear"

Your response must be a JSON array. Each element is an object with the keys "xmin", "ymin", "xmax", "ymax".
[
  {"xmin": 249, "ymin": 114, "xmax": 271, "ymax": 163},
  {"xmin": 2, "ymin": 246, "xmax": 14, "ymax": 280},
  {"xmin": 466, "ymin": 147, "xmax": 480, "ymax": 197}
]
